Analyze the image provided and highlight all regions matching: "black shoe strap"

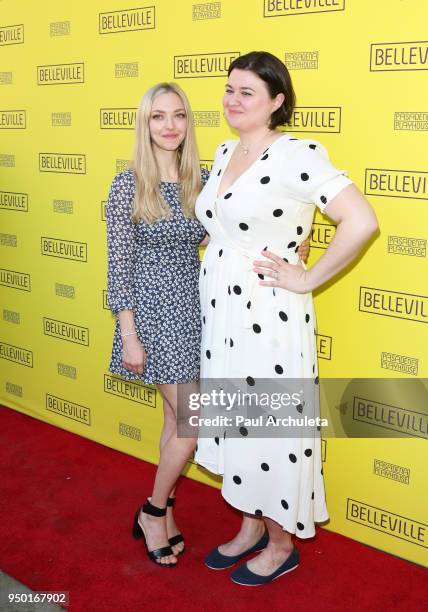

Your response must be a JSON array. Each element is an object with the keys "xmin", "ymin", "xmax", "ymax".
[{"xmin": 142, "ymin": 499, "xmax": 167, "ymax": 517}]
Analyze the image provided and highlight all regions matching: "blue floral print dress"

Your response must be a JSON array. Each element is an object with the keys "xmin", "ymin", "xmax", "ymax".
[{"xmin": 106, "ymin": 169, "xmax": 208, "ymax": 384}]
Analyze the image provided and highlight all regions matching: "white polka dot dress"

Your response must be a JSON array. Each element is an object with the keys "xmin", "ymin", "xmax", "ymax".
[{"xmin": 194, "ymin": 135, "xmax": 353, "ymax": 537}]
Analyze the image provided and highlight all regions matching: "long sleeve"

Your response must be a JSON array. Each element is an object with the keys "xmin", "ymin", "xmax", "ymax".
[
  {"xmin": 282, "ymin": 139, "xmax": 354, "ymax": 213},
  {"xmin": 105, "ymin": 172, "xmax": 136, "ymax": 315}
]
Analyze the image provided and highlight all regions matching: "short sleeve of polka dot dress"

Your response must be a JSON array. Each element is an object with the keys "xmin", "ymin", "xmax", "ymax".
[{"xmin": 194, "ymin": 135, "xmax": 353, "ymax": 537}]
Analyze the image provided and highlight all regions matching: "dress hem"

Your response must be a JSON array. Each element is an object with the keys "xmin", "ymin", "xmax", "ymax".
[
  {"xmin": 195, "ymin": 455, "xmax": 330, "ymax": 539},
  {"xmin": 108, "ymin": 367, "xmax": 199, "ymax": 385},
  {"xmin": 221, "ymin": 488, "xmax": 330, "ymax": 539}
]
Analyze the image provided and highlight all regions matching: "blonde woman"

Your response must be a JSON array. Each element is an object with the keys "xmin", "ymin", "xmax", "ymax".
[
  {"xmin": 106, "ymin": 81, "xmax": 310, "ymax": 569},
  {"xmin": 106, "ymin": 82, "xmax": 208, "ymax": 568}
]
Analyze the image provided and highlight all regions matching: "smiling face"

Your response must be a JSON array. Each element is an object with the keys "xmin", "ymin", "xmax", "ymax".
[
  {"xmin": 223, "ymin": 68, "xmax": 285, "ymax": 133},
  {"xmin": 148, "ymin": 91, "xmax": 188, "ymax": 152}
]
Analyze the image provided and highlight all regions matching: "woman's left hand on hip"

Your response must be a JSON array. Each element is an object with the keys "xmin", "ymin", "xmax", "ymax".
[{"xmin": 253, "ymin": 250, "xmax": 311, "ymax": 294}]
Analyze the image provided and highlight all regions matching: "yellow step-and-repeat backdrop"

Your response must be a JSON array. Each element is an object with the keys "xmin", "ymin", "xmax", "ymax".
[{"xmin": 0, "ymin": 0, "xmax": 427, "ymax": 566}]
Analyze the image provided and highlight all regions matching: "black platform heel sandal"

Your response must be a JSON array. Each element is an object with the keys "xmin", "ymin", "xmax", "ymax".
[
  {"xmin": 166, "ymin": 496, "xmax": 185, "ymax": 555},
  {"xmin": 132, "ymin": 499, "xmax": 177, "ymax": 568}
]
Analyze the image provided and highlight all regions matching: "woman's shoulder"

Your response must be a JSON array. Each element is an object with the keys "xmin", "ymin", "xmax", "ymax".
[
  {"xmin": 107, "ymin": 170, "xmax": 135, "ymax": 212},
  {"xmin": 214, "ymin": 138, "xmax": 238, "ymax": 156},
  {"xmin": 276, "ymin": 133, "xmax": 328, "ymax": 156},
  {"xmin": 217, "ymin": 138, "xmax": 238, "ymax": 148},
  {"xmin": 111, "ymin": 168, "xmax": 135, "ymax": 188},
  {"xmin": 273, "ymin": 134, "xmax": 334, "ymax": 174}
]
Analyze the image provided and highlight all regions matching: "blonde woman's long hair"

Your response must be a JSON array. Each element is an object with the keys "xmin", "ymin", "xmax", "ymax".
[{"xmin": 131, "ymin": 82, "xmax": 201, "ymax": 224}]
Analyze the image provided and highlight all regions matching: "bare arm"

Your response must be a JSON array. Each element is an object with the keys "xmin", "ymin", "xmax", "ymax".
[
  {"xmin": 253, "ymin": 184, "xmax": 378, "ymax": 292},
  {"xmin": 303, "ymin": 184, "xmax": 378, "ymax": 290}
]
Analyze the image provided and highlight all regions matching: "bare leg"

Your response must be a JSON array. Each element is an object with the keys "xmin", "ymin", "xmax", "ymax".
[
  {"xmin": 138, "ymin": 383, "xmax": 196, "ymax": 565},
  {"xmin": 159, "ymin": 392, "xmax": 184, "ymax": 555},
  {"xmin": 150, "ymin": 383, "xmax": 197, "ymax": 505},
  {"xmin": 246, "ymin": 516, "xmax": 293, "ymax": 575},
  {"xmin": 218, "ymin": 514, "xmax": 265, "ymax": 556}
]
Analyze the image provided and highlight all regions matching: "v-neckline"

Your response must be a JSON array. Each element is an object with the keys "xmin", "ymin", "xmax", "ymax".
[{"xmin": 215, "ymin": 133, "xmax": 290, "ymax": 200}]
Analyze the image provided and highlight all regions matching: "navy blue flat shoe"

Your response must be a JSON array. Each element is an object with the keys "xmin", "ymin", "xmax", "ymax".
[
  {"xmin": 205, "ymin": 530, "xmax": 269, "ymax": 570},
  {"xmin": 230, "ymin": 544, "xmax": 299, "ymax": 586}
]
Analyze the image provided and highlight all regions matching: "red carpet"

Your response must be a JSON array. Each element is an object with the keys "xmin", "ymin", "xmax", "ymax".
[{"xmin": 0, "ymin": 405, "xmax": 426, "ymax": 611}]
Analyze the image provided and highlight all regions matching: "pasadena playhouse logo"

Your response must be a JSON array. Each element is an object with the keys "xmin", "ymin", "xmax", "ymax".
[
  {"xmin": 6, "ymin": 382, "xmax": 23, "ymax": 398},
  {"xmin": 0, "ymin": 341, "xmax": 33, "ymax": 368},
  {"xmin": 55, "ymin": 283, "xmax": 76, "ymax": 299},
  {"xmin": 0, "ymin": 110, "xmax": 26, "ymax": 129},
  {"xmin": 289, "ymin": 107, "xmax": 341, "ymax": 133},
  {"xmin": 50, "ymin": 21, "xmax": 71, "ymax": 37},
  {"xmin": 0, "ymin": 268, "xmax": 31, "ymax": 291},
  {"xmin": 394, "ymin": 112, "xmax": 428, "ymax": 131},
  {"xmin": 346, "ymin": 499, "xmax": 427, "ymax": 548},
  {"xmin": 39, "ymin": 153, "xmax": 86, "ymax": 174},
  {"xmin": 37, "ymin": 63, "xmax": 84, "ymax": 85},
  {"xmin": 3, "ymin": 309, "xmax": 20, "ymax": 325},
  {"xmin": 99, "ymin": 6, "xmax": 155, "ymax": 34},
  {"xmin": 46, "ymin": 393, "xmax": 91, "ymax": 426},
  {"xmin": 43, "ymin": 317, "xmax": 89, "ymax": 346},
  {"xmin": 119, "ymin": 422, "xmax": 142, "ymax": 441},
  {"xmin": 53, "ymin": 199, "xmax": 73, "ymax": 214},
  {"xmin": 52, "ymin": 112, "xmax": 71, "ymax": 127},
  {"xmin": 41, "ymin": 237, "xmax": 87, "ymax": 262},
  {"xmin": 58, "ymin": 363, "xmax": 77, "ymax": 379},
  {"xmin": 115, "ymin": 63, "xmax": 139, "ymax": 78},
  {"xmin": 0, "ymin": 154, "xmax": 15, "ymax": 167},
  {"xmin": 353, "ymin": 396, "xmax": 428, "ymax": 439},
  {"xmin": 285, "ymin": 51, "xmax": 319, "ymax": 70},
  {"xmin": 0, "ymin": 24, "xmax": 24, "ymax": 46},
  {"xmin": 193, "ymin": 2, "xmax": 221, "ymax": 20},
  {"xmin": 264, "ymin": 0, "xmax": 345, "ymax": 18},
  {"xmin": 104, "ymin": 374, "xmax": 156, "ymax": 408},
  {"xmin": 388, "ymin": 235, "xmax": 426, "ymax": 257},
  {"xmin": 116, "ymin": 159, "xmax": 131, "ymax": 173},
  {"xmin": 381, "ymin": 352, "xmax": 418, "ymax": 376},
  {"xmin": 100, "ymin": 108, "xmax": 136, "ymax": 129},
  {"xmin": 0, "ymin": 72, "xmax": 13, "ymax": 84},
  {"xmin": 373, "ymin": 459, "xmax": 410, "ymax": 485},
  {"xmin": 365, "ymin": 168, "xmax": 427, "ymax": 200},
  {"xmin": 370, "ymin": 41, "xmax": 428, "ymax": 72},
  {"xmin": 0, "ymin": 191, "xmax": 28, "ymax": 212},
  {"xmin": 174, "ymin": 52, "xmax": 240, "ymax": 78},
  {"xmin": 0, "ymin": 233, "xmax": 17, "ymax": 248},
  {"xmin": 193, "ymin": 111, "xmax": 220, "ymax": 127},
  {"xmin": 359, "ymin": 286, "xmax": 428, "ymax": 324}
]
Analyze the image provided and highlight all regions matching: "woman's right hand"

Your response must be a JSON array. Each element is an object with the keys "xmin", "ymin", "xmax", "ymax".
[{"xmin": 122, "ymin": 335, "xmax": 147, "ymax": 374}]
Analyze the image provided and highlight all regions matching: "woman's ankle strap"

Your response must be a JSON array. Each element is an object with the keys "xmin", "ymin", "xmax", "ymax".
[{"xmin": 142, "ymin": 499, "xmax": 167, "ymax": 517}]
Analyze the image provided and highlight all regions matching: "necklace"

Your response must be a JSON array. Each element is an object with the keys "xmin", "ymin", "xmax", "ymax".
[{"xmin": 239, "ymin": 131, "xmax": 272, "ymax": 155}]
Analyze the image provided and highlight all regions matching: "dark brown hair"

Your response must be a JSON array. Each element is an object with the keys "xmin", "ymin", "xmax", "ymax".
[{"xmin": 227, "ymin": 51, "xmax": 296, "ymax": 129}]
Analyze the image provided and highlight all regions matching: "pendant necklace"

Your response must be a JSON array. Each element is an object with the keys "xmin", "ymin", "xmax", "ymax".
[{"xmin": 239, "ymin": 130, "xmax": 272, "ymax": 155}]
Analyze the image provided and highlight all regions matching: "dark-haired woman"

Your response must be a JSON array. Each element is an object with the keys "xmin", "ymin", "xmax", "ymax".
[{"xmin": 194, "ymin": 51, "xmax": 378, "ymax": 585}]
